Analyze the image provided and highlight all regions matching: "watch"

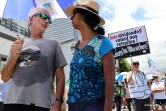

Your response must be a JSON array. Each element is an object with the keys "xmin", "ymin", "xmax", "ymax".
[{"xmin": 56, "ymin": 98, "xmax": 63, "ymax": 103}]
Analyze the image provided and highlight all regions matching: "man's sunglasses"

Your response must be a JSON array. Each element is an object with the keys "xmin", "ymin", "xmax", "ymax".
[
  {"xmin": 33, "ymin": 13, "xmax": 52, "ymax": 24},
  {"xmin": 133, "ymin": 62, "xmax": 139, "ymax": 66}
]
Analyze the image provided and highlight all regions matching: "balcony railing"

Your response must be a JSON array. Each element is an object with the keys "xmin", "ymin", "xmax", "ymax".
[{"xmin": 0, "ymin": 18, "xmax": 30, "ymax": 37}]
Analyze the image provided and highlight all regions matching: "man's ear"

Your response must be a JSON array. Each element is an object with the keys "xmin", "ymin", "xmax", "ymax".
[{"xmin": 29, "ymin": 17, "xmax": 33, "ymax": 25}]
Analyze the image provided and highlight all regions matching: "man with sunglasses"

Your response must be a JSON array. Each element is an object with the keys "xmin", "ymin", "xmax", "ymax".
[
  {"xmin": 127, "ymin": 61, "xmax": 151, "ymax": 111},
  {"xmin": 151, "ymin": 74, "xmax": 166, "ymax": 111},
  {"xmin": 1, "ymin": 7, "xmax": 67, "ymax": 111}
]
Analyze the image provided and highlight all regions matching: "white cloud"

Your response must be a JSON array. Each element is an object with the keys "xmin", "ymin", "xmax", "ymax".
[
  {"xmin": 100, "ymin": 0, "xmax": 166, "ymax": 72},
  {"xmin": 0, "ymin": 0, "xmax": 7, "ymax": 18},
  {"xmin": 102, "ymin": 5, "xmax": 114, "ymax": 15}
]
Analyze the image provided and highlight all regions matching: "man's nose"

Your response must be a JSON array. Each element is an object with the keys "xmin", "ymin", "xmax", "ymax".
[
  {"xmin": 43, "ymin": 18, "xmax": 49, "ymax": 24},
  {"xmin": 44, "ymin": 20, "xmax": 49, "ymax": 25}
]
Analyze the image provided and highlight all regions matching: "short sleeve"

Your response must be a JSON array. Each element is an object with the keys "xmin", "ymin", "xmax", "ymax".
[
  {"xmin": 99, "ymin": 38, "xmax": 115, "ymax": 58},
  {"xmin": 54, "ymin": 42, "xmax": 67, "ymax": 69}
]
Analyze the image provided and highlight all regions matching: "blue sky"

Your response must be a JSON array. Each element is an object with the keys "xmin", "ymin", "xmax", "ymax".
[
  {"xmin": 96, "ymin": 0, "xmax": 166, "ymax": 73},
  {"xmin": 131, "ymin": 7, "xmax": 150, "ymax": 21}
]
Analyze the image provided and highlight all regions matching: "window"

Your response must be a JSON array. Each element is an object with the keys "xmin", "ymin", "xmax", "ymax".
[
  {"xmin": 0, "ymin": 57, "xmax": 7, "ymax": 71},
  {"xmin": 0, "ymin": 54, "xmax": 7, "ymax": 71}
]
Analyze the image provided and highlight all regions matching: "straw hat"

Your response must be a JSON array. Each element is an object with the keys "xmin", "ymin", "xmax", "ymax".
[{"xmin": 65, "ymin": 0, "xmax": 105, "ymax": 26}]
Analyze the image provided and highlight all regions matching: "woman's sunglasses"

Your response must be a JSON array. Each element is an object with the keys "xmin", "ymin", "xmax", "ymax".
[
  {"xmin": 71, "ymin": 10, "xmax": 79, "ymax": 19},
  {"xmin": 133, "ymin": 62, "xmax": 139, "ymax": 66},
  {"xmin": 33, "ymin": 13, "xmax": 52, "ymax": 24}
]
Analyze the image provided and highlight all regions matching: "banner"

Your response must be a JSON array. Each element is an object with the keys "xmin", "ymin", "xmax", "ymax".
[
  {"xmin": 147, "ymin": 55, "xmax": 160, "ymax": 75},
  {"xmin": 35, "ymin": 0, "xmax": 58, "ymax": 19},
  {"xmin": 108, "ymin": 26, "xmax": 150, "ymax": 59}
]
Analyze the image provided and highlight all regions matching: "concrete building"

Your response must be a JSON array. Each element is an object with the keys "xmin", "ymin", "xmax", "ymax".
[{"xmin": 0, "ymin": 18, "xmax": 29, "ymax": 70}]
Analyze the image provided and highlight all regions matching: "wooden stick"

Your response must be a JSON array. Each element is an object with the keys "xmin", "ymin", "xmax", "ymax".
[
  {"xmin": 130, "ymin": 55, "xmax": 133, "ymax": 63},
  {"xmin": 17, "ymin": 35, "xmax": 20, "ymax": 40},
  {"xmin": 15, "ymin": 35, "xmax": 21, "ymax": 56}
]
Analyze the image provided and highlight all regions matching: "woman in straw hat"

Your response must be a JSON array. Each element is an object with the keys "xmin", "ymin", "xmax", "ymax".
[{"xmin": 65, "ymin": 0, "xmax": 115, "ymax": 111}]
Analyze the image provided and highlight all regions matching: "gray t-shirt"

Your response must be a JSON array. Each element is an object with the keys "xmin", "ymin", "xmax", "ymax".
[{"xmin": 5, "ymin": 38, "xmax": 67, "ymax": 109}]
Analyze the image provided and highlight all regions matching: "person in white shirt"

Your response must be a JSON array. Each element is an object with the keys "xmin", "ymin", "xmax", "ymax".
[
  {"xmin": 0, "ymin": 75, "xmax": 10, "ymax": 111},
  {"xmin": 127, "ymin": 61, "xmax": 151, "ymax": 111},
  {"xmin": 151, "ymin": 74, "xmax": 166, "ymax": 111}
]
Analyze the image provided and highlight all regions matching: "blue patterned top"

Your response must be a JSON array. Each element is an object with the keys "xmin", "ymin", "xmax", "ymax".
[{"xmin": 67, "ymin": 35, "xmax": 115, "ymax": 103}]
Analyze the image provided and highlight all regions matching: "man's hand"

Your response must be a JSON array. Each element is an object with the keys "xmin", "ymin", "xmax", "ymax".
[
  {"xmin": 127, "ymin": 71, "xmax": 134, "ymax": 84},
  {"xmin": 131, "ymin": 65, "xmax": 134, "ymax": 72},
  {"xmin": 152, "ymin": 87, "xmax": 164, "ymax": 93},
  {"xmin": 11, "ymin": 39, "xmax": 24, "ymax": 56},
  {"xmin": 156, "ymin": 87, "xmax": 164, "ymax": 92},
  {"xmin": 157, "ymin": 87, "xmax": 163, "ymax": 90},
  {"xmin": 0, "ymin": 38, "xmax": 24, "ymax": 82},
  {"xmin": 152, "ymin": 90, "xmax": 157, "ymax": 93}
]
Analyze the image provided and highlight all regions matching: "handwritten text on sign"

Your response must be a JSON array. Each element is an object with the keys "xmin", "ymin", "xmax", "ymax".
[{"xmin": 108, "ymin": 26, "xmax": 150, "ymax": 59}]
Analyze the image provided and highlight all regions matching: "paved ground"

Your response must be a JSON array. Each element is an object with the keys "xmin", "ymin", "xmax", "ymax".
[{"xmin": 112, "ymin": 105, "xmax": 163, "ymax": 111}]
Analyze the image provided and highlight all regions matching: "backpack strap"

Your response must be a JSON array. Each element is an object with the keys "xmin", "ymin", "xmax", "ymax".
[{"xmin": 141, "ymin": 72, "xmax": 146, "ymax": 79}]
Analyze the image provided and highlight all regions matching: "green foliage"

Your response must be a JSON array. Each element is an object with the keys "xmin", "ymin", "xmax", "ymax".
[
  {"xmin": 65, "ymin": 79, "xmax": 70, "ymax": 87},
  {"xmin": 119, "ymin": 58, "xmax": 130, "ymax": 72}
]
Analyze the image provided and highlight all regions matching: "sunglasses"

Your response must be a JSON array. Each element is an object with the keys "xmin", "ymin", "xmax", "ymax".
[
  {"xmin": 71, "ymin": 10, "xmax": 79, "ymax": 19},
  {"xmin": 133, "ymin": 62, "xmax": 139, "ymax": 66},
  {"xmin": 33, "ymin": 13, "xmax": 52, "ymax": 24}
]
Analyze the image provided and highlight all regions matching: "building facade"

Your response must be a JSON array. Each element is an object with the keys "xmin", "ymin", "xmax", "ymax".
[{"xmin": 0, "ymin": 18, "xmax": 29, "ymax": 70}]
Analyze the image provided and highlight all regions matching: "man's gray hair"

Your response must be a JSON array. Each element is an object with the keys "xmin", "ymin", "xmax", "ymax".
[{"xmin": 28, "ymin": 7, "xmax": 51, "ymax": 22}]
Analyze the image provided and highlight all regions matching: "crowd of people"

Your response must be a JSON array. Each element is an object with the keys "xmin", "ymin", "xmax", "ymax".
[
  {"xmin": 113, "ymin": 61, "xmax": 166, "ymax": 111},
  {"xmin": 0, "ymin": 0, "xmax": 165, "ymax": 111}
]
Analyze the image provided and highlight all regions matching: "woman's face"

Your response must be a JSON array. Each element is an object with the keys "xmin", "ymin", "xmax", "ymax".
[{"xmin": 70, "ymin": 9, "xmax": 84, "ymax": 29}]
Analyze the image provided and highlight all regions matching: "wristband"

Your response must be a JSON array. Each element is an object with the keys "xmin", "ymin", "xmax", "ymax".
[{"xmin": 56, "ymin": 98, "xmax": 63, "ymax": 103}]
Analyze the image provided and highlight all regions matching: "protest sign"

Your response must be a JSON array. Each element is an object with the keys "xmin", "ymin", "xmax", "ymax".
[{"xmin": 108, "ymin": 26, "xmax": 150, "ymax": 59}]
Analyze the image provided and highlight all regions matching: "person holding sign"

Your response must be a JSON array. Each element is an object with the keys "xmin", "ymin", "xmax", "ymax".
[
  {"xmin": 65, "ymin": 0, "xmax": 115, "ymax": 111},
  {"xmin": 127, "ymin": 61, "xmax": 151, "ymax": 111}
]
